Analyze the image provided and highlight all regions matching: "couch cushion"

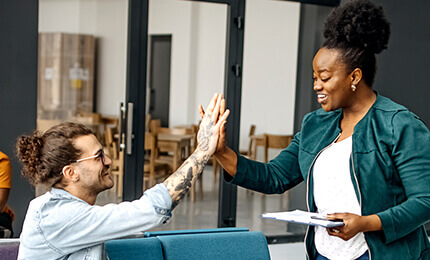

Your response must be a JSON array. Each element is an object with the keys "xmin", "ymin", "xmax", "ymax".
[
  {"xmin": 144, "ymin": 227, "xmax": 249, "ymax": 237},
  {"xmin": 158, "ymin": 231, "xmax": 270, "ymax": 260},
  {"xmin": 105, "ymin": 237, "xmax": 163, "ymax": 260},
  {"xmin": 0, "ymin": 242, "xmax": 20, "ymax": 260}
]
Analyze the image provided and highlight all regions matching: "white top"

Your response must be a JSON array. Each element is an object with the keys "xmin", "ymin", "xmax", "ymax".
[{"xmin": 313, "ymin": 136, "xmax": 368, "ymax": 260}]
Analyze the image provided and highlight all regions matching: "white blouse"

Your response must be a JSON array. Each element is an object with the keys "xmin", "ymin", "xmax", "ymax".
[{"xmin": 313, "ymin": 136, "xmax": 368, "ymax": 260}]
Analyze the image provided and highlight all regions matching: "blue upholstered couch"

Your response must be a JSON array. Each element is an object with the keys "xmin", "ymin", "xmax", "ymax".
[{"xmin": 105, "ymin": 228, "xmax": 271, "ymax": 260}]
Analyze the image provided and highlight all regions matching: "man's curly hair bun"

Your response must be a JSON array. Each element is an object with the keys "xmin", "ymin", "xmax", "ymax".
[
  {"xmin": 17, "ymin": 133, "xmax": 45, "ymax": 185},
  {"xmin": 323, "ymin": 0, "xmax": 390, "ymax": 54}
]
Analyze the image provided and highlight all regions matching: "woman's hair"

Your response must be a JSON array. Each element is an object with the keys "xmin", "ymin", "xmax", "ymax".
[
  {"xmin": 323, "ymin": 0, "xmax": 391, "ymax": 86},
  {"xmin": 16, "ymin": 122, "xmax": 93, "ymax": 186}
]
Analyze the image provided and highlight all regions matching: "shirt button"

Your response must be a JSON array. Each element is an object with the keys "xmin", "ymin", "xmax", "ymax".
[{"xmin": 160, "ymin": 209, "xmax": 165, "ymax": 214}]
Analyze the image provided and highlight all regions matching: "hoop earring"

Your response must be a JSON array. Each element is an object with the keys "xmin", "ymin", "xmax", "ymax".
[{"xmin": 351, "ymin": 85, "xmax": 357, "ymax": 92}]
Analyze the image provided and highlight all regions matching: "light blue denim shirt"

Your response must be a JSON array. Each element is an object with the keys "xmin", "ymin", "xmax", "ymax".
[{"xmin": 18, "ymin": 183, "xmax": 172, "ymax": 260}]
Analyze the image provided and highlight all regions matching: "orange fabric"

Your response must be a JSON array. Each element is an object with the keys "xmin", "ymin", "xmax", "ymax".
[
  {"xmin": 0, "ymin": 151, "xmax": 11, "ymax": 189},
  {"xmin": 0, "ymin": 151, "xmax": 14, "ymax": 221}
]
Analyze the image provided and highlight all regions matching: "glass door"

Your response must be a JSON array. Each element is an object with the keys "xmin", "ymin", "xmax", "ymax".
[
  {"xmin": 236, "ymin": 0, "xmax": 305, "ymax": 237},
  {"xmin": 37, "ymin": 0, "xmax": 129, "ymax": 204},
  {"xmin": 145, "ymin": 0, "xmax": 228, "ymax": 231}
]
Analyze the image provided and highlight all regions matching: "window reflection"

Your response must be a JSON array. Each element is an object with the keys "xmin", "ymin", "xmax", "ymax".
[
  {"xmin": 238, "ymin": 0, "xmax": 302, "ymax": 236},
  {"xmin": 145, "ymin": 0, "xmax": 227, "ymax": 231}
]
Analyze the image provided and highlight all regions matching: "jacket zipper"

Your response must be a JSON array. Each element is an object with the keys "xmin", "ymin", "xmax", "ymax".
[
  {"xmin": 350, "ymin": 143, "xmax": 372, "ymax": 260},
  {"xmin": 304, "ymin": 133, "xmax": 341, "ymax": 259}
]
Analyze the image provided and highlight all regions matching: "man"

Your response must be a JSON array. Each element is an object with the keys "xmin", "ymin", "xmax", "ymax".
[
  {"xmin": 16, "ymin": 93, "xmax": 229, "ymax": 259},
  {"xmin": 0, "ymin": 150, "xmax": 14, "ymax": 238}
]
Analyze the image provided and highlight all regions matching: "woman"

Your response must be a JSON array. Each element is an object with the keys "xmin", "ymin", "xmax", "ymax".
[{"xmin": 203, "ymin": 1, "xmax": 430, "ymax": 259}]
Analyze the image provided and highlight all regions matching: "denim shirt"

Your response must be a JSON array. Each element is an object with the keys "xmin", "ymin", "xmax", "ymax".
[{"xmin": 18, "ymin": 183, "xmax": 172, "ymax": 260}]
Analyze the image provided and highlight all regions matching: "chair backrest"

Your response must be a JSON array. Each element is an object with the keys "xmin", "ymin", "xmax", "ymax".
[
  {"xmin": 105, "ymin": 126, "xmax": 119, "ymax": 160},
  {"xmin": 145, "ymin": 114, "xmax": 152, "ymax": 131},
  {"xmin": 157, "ymin": 231, "xmax": 270, "ymax": 260},
  {"xmin": 246, "ymin": 124, "xmax": 256, "ymax": 155},
  {"xmin": 149, "ymin": 119, "xmax": 161, "ymax": 133},
  {"xmin": 144, "ymin": 227, "xmax": 249, "ymax": 238},
  {"xmin": 144, "ymin": 132, "xmax": 158, "ymax": 161},
  {"xmin": 157, "ymin": 127, "xmax": 187, "ymax": 135},
  {"xmin": 263, "ymin": 134, "xmax": 293, "ymax": 163},
  {"xmin": 105, "ymin": 237, "xmax": 163, "ymax": 260}
]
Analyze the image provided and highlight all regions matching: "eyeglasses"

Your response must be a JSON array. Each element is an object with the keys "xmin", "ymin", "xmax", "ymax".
[{"xmin": 76, "ymin": 150, "xmax": 107, "ymax": 165}]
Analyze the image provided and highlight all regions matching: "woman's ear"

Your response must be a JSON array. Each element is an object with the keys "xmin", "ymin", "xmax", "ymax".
[
  {"xmin": 62, "ymin": 165, "xmax": 79, "ymax": 182},
  {"xmin": 350, "ymin": 68, "xmax": 363, "ymax": 86}
]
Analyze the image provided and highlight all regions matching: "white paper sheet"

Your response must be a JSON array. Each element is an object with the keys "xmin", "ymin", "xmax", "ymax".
[{"xmin": 261, "ymin": 209, "xmax": 344, "ymax": 228}]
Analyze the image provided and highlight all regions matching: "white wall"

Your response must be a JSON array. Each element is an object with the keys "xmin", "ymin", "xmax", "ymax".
[
  {"xmin": 39, "ymin": 0, "xmax": 301, "ymax": 149},
  {"xmin": 240, "ymin": 0, "xmax": 300, "ymax": 152},
  {"xmin": 148, "ymin": 0, "xmax": 226, "ymax": 126},
  {"xmin": 39, "ymin": 0, "xmax": 128, "ymax": 116}
]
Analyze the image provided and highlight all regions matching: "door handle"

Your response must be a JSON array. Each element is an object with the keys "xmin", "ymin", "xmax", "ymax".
[
  {"xmin": 119, "ymin": 102, "xmax": 126, "ymax": 151},
  {"xmin": 126, "ymin": 102, "xmax": 134, "ymax": 155}
]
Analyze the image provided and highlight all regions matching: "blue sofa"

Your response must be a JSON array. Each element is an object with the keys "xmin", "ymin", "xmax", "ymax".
[{"xmin": 105, "ymin": 228, "xmax": 270, "ymax": 260}]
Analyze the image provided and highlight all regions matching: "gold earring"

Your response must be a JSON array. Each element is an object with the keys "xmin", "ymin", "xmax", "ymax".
[{"xmin": 351, "ymin": 85, "xmax": 357, "ymax": 92}]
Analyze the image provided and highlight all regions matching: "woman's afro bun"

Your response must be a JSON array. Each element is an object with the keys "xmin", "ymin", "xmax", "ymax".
[{"xmin": 323, "ymin": 0, "xmax": 390, "ymax": 54}]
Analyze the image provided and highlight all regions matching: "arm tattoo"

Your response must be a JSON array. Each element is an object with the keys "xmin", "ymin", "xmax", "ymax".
[
  {"xmin": 197, "ymin": 115, "xmax": 214, "ymax": 152},
  {"xmin": 164, "ymin": 153, "xmax": 211, "ymax": 210}
]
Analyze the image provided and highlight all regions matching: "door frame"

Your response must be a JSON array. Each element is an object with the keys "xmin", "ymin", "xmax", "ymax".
[{"xmin": 127, "ymin": 0, "xmax": 340, "ymax": 228}]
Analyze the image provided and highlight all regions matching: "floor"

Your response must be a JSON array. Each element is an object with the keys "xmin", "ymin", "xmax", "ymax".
[{"xmin": 96, "ymin": 165, "xmax": 306, "ymax": 259}]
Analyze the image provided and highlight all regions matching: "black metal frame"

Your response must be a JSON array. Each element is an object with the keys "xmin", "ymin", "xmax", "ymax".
[{"xmin": 123, "ymin": 0, "xmax": 149, "ymax": 200}]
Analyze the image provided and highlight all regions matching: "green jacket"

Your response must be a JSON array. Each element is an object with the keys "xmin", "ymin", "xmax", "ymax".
[{"xmin": 230, "ymin": 95, "xmax": 430, "ymax": 259}]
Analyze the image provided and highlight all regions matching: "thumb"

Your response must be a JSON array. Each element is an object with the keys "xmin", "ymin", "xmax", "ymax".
[{"xmin": 198, "ymin": 105, "xmax": 205, "ymax": 119}]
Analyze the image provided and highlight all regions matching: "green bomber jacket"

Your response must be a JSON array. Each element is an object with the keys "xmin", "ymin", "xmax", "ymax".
[{"xmin": 230, "ymin": 94, "xmax": 430, "ymax": 259}]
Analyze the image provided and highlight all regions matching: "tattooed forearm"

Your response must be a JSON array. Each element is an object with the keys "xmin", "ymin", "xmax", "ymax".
[
  {"xmin": 197, "ymin": 115, "xmax": 214, "ymax": 152},
  {"xmin": 164, "ymin": 152, "xmax": 211, "ymax": 210}
]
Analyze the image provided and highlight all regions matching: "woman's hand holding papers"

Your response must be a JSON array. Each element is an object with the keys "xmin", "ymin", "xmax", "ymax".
[{"xmin": 326, "ymin": 213, "xmax": 382, "ymax": 241}]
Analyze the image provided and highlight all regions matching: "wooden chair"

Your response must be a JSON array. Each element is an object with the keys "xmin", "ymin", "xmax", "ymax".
[
  {"xmin": 262, "ymin": 134, "xmax": 293, "ymax": 163},
  {"xmin": 240, "ymin": 124, "xmax": 256, "ymax": 157},
  {"xmin": 145, "ymin": 114, "xmax": 152, "ymax": 132},
  {"xmin": 143, "ymin": 132, "xmax": 170, "ymax": 190},
  {"xmin": 149, "ymin": 119, "xmax": 161, "ymax": 133},
  {"xmin": 105, "ymin": 126, "xmax": 124, "ymax": 198}
]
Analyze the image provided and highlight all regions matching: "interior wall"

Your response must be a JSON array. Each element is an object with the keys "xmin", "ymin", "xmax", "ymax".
[
  {"xmin": 0, "ymin": 0, "xmax": 38, "ymax": 236},
  {"xmin": 148, "ymin": 0, "xmax": 226, "ymax": 127},
  {"xmin": 344, "ymin": 0, "xmax": 430, "ymax": 125},
  {"xmin": 38, "ymin": 0, "xmax": 129, "ymax": 116},
  {"xmin": 240, "ymin": 0, "xmax": 300, "ymax": 153}
]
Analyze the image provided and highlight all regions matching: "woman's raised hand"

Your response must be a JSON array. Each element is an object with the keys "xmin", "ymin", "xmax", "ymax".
[
  {"xmin": 196, "ymin": 93, "xmax": 230, "ymax": 156},
  {"xmin": 198, "ymin": 95, "xmax": 228, "ymax": 155}
]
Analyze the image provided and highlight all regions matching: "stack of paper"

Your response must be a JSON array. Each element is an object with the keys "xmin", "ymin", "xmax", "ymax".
[{"xmin": 261, "ymin": 210, "xmax": 344, "ymax": 228}]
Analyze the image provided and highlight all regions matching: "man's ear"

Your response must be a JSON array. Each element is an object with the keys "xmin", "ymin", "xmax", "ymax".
[
  {"xmin": 62, "ymin": 165, "xmax": 80, "ymax": 182},
  {"xmin": 350, "ymin": 68, "xmax": 363, "ymax": 86}
]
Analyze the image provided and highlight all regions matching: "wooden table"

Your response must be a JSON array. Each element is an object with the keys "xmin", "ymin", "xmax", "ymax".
[{"xmin": 157, "ymin": 134, "xmax": 194, "ymax": 171}]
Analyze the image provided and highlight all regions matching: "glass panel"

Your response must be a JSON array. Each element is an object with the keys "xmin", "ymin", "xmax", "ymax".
[
  {"xmin": 237, "ymin": 0, "xmax": 305, "ymax": 236},
  {"xmin": 37, "ymin": 0, "xmax": 129, "ymax": 204},
  {"xmin": 145, "ymin": 0, "xmax": 227, "ymax": 231}
]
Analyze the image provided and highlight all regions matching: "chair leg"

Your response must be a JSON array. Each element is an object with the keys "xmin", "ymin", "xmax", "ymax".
[
  {"xmin": 118, "ymin": 173, "xmax": 123, "ymax": 199},
  {"xmin": 198, "ymin": 174, "xmax": 203, "ymax": 200},
  {"xmin": 190, "ymin": 185, "xmax": 196, "ymax": 202},
  {"xmin": 213, "ymin": 159, "xmax": 219, "ymax": 183}
]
